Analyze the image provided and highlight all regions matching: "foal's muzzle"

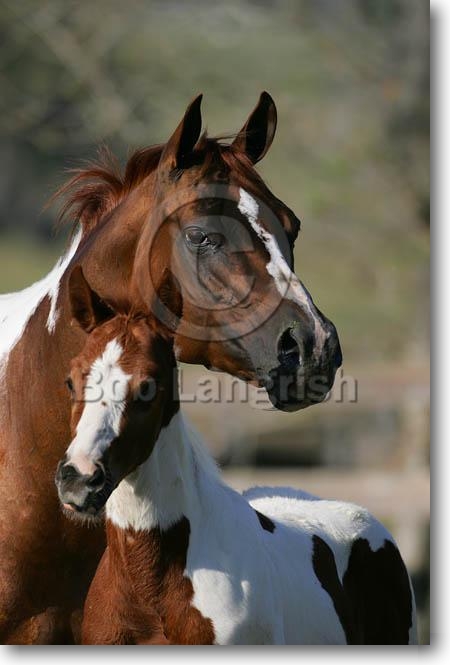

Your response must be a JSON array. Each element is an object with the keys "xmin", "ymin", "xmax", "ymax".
[{"xmin": 55, "ymin": 458, "xmax": 110, "ymax": 517}]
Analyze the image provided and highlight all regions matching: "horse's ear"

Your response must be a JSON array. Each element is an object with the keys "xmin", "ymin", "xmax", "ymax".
[
  {"xmin": 159, "ymin": 94, "xmax": 203, "ymax": 173},
  {"xmin": 232, "ymin": 91, "xmax": 277, "ymax": 164},
  {"xmin": 68, "ymin": 265, "xmax": 114, "ymax": 333}
]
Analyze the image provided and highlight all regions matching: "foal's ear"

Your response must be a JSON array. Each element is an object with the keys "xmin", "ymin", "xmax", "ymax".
[
  {"xmin": 232, "ymin": 91, "xmax": 277, "ymax": 164},
  {"xmin": 68, "ymin": 265, "xmax": 114, "ymax": 333},
  {"xmin": 159, "ymin": 94, "xmax": 203, "ymax": 173}
]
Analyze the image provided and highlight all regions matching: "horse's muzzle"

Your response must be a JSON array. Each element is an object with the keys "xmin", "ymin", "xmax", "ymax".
[
  {"xmin": 55, "ymin": 459, "xmax": 111, "ymax": 517},
  {"xmin": 257, "ymin": 315, "xmax": 342, "ymax": 412},
  {"xmin": 249, "ymin": 309, "xmax": 342, "ymax": 411}
]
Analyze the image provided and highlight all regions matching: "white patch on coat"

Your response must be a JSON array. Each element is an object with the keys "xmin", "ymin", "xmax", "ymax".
[
  {"xmin": 46, "ymin": 230, "xmax": 82, "ymax": 333},
  {"xmin": 104, "ymin": 408, "xmax": 416, "ymax": 644},
  {"xmin": 106, "ymin": 412, "xmax": 221, "ymax": 531},
  {"xmin": 244, "ymin": 485, "xmax": 390, "ymax": 580},
  {"xmin": 0, "ymin": 228, "xmax": 82, "ymax": 369},
  {"xmin": 237, "ymin": 188, "xmax": 328, "ymax": 358},
  {"xmin": 66, "ymin": 339, "xmax": 130, "ymax": 475}
]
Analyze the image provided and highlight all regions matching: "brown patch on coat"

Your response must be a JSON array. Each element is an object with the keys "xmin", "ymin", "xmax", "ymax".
[
  {"xmin": 5, "ymin": 607, "xmax": 74, "ymax": 645},
  {"xmin": 0, "ymin": 296, "xmax": 106, "ymax": 644},
  {"xmin": 82, "ymin": 517, "xmax": 215, "ymax": 644},
  {"xmin": 312, "ymin": 535, "xmax": 413, "ymax": 645}
]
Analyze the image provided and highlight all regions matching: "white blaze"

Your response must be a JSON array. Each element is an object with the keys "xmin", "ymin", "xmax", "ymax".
[
  {"xmin": 237, "ymin": 188, "xmax": 328, "ymax": 357},
  {"xmin": 66, "ymin": 339, "xmax": 131, "ymax": 475}
]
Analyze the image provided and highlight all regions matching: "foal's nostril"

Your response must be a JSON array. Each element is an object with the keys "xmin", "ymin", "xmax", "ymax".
[
  {"xmin": 277, "ymin": 329, "xmax": 301, "ymax": 371},
  {"xmin": 86, "ymin": 464, "xmax": 106, "ymax": 490},
  {"xmin": 58, "ymin": 463, "xmax": 80, "ymax": 483}
]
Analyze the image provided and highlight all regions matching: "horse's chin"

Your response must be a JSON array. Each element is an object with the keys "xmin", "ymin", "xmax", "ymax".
[
  {"xmin": 60, "ymin": 502, "xmax": 105, "ymax": 526},
  {"xmin": 266, "ymin": 371, "xmax": 331, "ymax": 412},
  {"xmin": 267, "ymin": 391, "xmax": 324, "ymax": 412}
]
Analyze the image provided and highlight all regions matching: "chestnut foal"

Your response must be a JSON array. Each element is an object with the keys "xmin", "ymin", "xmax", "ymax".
[{"xmin": 56, "ymin": 267, "xmax": 418, "ymax": 645}]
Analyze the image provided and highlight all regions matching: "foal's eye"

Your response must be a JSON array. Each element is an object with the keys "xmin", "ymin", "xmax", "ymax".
[
  {"xmin": 65, "ymin": 377, "xmax": 74, "ymax": 394},
  {"xmin": 184, "ymin": 227, "xmax": 210, "ymax": 247},
  {"xmin": 135, "ymin": 378, "xmax": 157, "ymax": 402}
]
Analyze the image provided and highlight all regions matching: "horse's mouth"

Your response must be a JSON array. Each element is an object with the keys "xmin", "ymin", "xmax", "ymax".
[
  {"xmin": 264, "ymin": 365, "xmax": 334, "ymax": 412},
  {"xmin": 57, "ymin": 481, "xmax": 112, "ymax": 524},
  {"xmin": 60, "ymin": 500, "xmax": 106, "ymax": 525},
  {"xmin": 266, "ymin": 388, "xmax": 326, "ymax": 412}
]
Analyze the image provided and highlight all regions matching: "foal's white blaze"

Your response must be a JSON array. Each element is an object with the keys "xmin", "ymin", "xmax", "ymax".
[
  {"xmin": 237, "ymin": 189, "xmax": 328, "ymax": 359},
  {"xmin": 0, "ymin": 228, "xmax": 82, "ymax": 369},
  {"xmin": 66, "ymin": 339, "xmax": 131, "ymax": 475}
]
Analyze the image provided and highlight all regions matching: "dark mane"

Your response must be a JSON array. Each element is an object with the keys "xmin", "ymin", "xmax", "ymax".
[
  {"xmin": 51, "ymin": 133, "xmax": 267, "ymax": 233},
  {"xmin": 50, "ymin": 143, "xmax": 165, "ymax": 232}
]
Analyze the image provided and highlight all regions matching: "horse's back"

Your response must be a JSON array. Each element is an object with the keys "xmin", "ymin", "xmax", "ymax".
[{"xmin": 245, "ymin": 486, "xmax": 417, "ymax": 645}]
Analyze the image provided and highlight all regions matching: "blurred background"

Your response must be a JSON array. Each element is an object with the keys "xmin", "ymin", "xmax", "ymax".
[{"xmin": 0, "ymin": 0, "xmax": 429, "ymax": 643}]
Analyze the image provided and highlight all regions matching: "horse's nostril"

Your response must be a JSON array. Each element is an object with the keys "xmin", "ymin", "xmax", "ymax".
[
  {"xmin": 58, "ymin": 463, "xmax": 79, "ymax": 483},
  {"xmin": 86, "ymin": 464, "xmax": 106, "ymax": 490},
  {"xmin": 333, "ymin": 344, "xmax": 343, "ymax": 369},
  {"xmin": 277, "ymin": 329, "xmax": 300, "ymax": 371}
]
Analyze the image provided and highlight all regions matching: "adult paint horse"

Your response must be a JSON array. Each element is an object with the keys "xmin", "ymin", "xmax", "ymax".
[
  {"xmin": 55, "ymin": 268, "xmax": 417, "ymax": 645},
  {"xmin": 0, "ymin": 92, "xmax": 341, "ymax": 643}
]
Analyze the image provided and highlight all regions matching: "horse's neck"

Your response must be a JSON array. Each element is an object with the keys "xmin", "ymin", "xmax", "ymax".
[
  {"xmin": 1, "ymin": 184, "xmax": 151, "ymax": 371},
  {"xmin": 106, "ymin": 411, "xmax": 221, "ymax": 533},
  {"xmin": 73, "ymin": 185, "xmax": 152, "ymax": 307}
]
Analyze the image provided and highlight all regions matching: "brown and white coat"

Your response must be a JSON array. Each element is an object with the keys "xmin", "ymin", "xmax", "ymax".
[{"xmin": 55, "ymin": 282, "xmax": 417, "ymax": 645}]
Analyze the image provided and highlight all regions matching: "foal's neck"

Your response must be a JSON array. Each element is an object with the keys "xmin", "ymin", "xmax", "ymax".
[{"xmin": 106, "ymin": 411, "xmax": 219, "ymax": 533}]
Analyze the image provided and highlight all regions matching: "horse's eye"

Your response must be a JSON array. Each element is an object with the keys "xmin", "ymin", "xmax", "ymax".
[
  {"xmin": 65, "ymin": 377, "xmax": 74, "ymax": 393},
  {"xmin": 135, "ymin": 378, "xmax": 157, "ymax": 402},
  {"xmin": 185, "ymin": 227, "xmax": 210, "ymax": 247}
]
